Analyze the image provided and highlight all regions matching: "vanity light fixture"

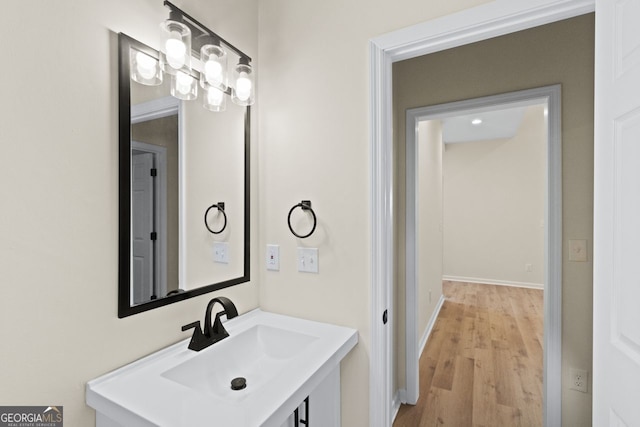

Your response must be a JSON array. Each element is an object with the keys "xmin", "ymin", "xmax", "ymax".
[
  {"xmin": 130, "ymin": 50, "xmax": 163, "ymax": 85},
  {"xmin": 231, "ymin": 58, "xmax": 255, "ymax": 107},
  {"xmin": 129, "ymin": 1, "xmax": 254, "ymax": 111},
  {"xmin": 159, "ymin": 18, "xmax": 191, "ymax": 75}
]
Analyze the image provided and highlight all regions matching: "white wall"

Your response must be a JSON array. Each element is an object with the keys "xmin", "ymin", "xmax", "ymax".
[
  {"xmin": 443, "ymin": 105, "xmax": 546, "ymax": 287},
  {"xmin": 0, "ymin": 1, "xmax": 259, "ymax": 425}
]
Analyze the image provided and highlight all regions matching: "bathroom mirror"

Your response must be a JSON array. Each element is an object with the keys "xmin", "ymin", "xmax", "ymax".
[{"xmin": 118, "ymin": 33, "xmax": 250, "ymax": 318}]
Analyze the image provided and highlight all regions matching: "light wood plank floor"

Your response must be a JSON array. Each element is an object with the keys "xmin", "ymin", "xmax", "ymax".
[{"xmin": 394, "ymin": 280, "xmax": 544, "ymax": 427}]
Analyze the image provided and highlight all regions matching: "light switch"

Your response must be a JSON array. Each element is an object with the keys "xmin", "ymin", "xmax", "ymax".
[
  {"xmin": 569, "ymin": 239, "xmax": 588, "ymax": 262},
  {"xmin": 266, "ymin": 244, "xmax": 280, "ymax": 271},
  {"xmin": 213, "ymin": 242, "xmax": 229, "ymax": 263},
  {"xmin": 297, "ymin": 247, "xmax": 319, "ymax": 273}
]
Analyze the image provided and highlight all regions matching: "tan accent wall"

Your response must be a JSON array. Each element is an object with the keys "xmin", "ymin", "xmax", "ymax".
[{"xmin": 394, "ymin": 14, "xmax": 594, "ymax": 426}]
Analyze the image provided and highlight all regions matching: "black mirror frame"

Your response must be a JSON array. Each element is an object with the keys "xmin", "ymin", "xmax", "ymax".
[{"xmin": 117, "ymin": 33, "xmax": 250, "ymax": 318}]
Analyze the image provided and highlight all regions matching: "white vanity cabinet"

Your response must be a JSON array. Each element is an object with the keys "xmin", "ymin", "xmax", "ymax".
[
  {"xmin": 87, "ymin": 310, "xmax": 357, "ymax": 427},
  {"xmin": 278, "ymin": 365, "xmax": 340, "ymax": 427}
]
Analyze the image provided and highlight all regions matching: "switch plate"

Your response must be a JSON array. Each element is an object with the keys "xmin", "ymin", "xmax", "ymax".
[
  {"xmin": 266, "ymin": 244, "xmax": 280, "ymax": 271},
  {"xmin": 525, "ymin": 263, "xmax": 533, "ymax": 272},
  {"xmin": 297, "ymin": 247, "xmax": 319, "ymax": 273},
  {"xmin": 569, "ymin": 239, "xmax": 588, "ymax": 262},
  {"xmin": 213, "ymin": 242, "xmax": 229, "ymax": 263}
]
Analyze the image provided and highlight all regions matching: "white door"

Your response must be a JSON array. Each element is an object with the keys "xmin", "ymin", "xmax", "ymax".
[
  {"xmin": 132, "ymin": 152, "xmax": 155, "ymax": 304},
  {"xmin": 594, "ymin": 0, "xmax": 640, "ymax": 425}
]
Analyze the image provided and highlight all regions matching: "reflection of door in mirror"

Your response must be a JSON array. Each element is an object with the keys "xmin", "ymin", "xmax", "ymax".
[
  {"xmin": 131, "ymin": 114, "xmax": 179, "ymax": 304},
  {"xmin": 131, "ymin": 149, "xmax": 155, "ymax": 303}
]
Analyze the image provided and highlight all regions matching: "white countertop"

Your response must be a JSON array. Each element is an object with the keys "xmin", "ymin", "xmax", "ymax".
[{"xmin": 86, "ymin": 309, "xmax": 358, "ymax": 427}]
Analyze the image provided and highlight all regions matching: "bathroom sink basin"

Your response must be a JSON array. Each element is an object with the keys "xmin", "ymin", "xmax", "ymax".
[
  {"xmin": 86, "ymin": 309, "xmax": 357, "ymax": 427},
  {"xmin": 161, "ymin": 324, "xmax": 318, "ymax": 400}
]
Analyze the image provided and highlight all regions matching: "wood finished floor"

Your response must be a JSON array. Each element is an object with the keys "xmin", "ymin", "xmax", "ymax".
[{"xmin": 394, "ymin": 281, "xmax": 544, "ymax": 427}]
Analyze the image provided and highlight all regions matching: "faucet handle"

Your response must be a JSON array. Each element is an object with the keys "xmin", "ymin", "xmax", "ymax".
[
  {"xmin": 181, "ymin": 321, "xmax": 202, "ymax": 332},
  {"xmin": 182, "ymin": 321, "xmax": 211, "ymax": 352},
  {"xmin": 212, "ymin": 311, "xmax": 229, "ymax": 335}
]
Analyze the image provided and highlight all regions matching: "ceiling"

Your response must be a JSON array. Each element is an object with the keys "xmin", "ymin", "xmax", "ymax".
[{"xmin": 441, "ymin": 105, "xmax": 540, "ymax": 144}]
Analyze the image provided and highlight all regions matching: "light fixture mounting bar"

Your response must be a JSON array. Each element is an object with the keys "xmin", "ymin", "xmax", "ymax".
[{"xmin": 163, "ymin": 0, "xmax": 251, "ymax": 63}]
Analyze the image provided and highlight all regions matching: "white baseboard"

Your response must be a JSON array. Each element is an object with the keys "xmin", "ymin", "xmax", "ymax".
[
  {"xmin": 392, "ymin": 390, "xmax": 404, "ymax": 421},
  {"xmin": 420, "ymin": 295, "xmax": 445, "ymax": 356},
  {"xmin": 442, "ymin": 275, "xmax": 544, "ymax": 290}
]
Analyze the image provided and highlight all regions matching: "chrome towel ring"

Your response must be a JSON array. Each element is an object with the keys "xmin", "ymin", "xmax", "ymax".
[
  {"xmin": 288, "ymin": 200, "xmax": 317, "ymax": 239},
  {"xmin": 204, "ymin": 202, "xmax": 227, "ymax": 234}
]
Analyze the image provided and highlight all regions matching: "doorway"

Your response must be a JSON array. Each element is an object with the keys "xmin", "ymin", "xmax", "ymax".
[
  {"xmin": 369, "ymin": 4, "xmax": 595, "ymax": 426},
  {"xmin": 131, "ymin": 140, "xmax": 168, "ymax": 304},
  {"xmin": 401, "ymin": 88, "xmax": 558, "ymax": 425}
]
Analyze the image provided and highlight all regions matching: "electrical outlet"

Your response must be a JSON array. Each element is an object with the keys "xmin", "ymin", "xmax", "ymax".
[
  {"xmin": 266, "ymin": 244, "xmax": 280, "ymax": 271},
  {"xmin": 569, "ymin": 368, "xmax": 588, "ymax": 393},
  {"xmin": 525, "ymin": 263, "xmax": 533, "ymax": 272},
  {"xmin": 212, "ymin": 242, "xmax": 229, "ymax": 263},
  {"xmin": 569, "ymin": 239, "xmax": 588, "ymax": 262}
]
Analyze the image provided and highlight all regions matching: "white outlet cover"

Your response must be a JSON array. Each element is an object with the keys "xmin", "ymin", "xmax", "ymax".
[
  {"xmin": 213, "ymin": 242, "xmax": 229, "ymax": 264},
  {"xmin": 297, "ymin": 247, "xmax": 319, "ymax": 273},
  {"xmin": 266, "ymin": 244, "xmax": 280, "ymax": 271}
]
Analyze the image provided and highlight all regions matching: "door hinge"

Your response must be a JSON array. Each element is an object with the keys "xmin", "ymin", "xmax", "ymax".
[
  {"xmin": 150, "ymin": 231, "xmax": 157, "ymax": 241},
  {"xmin": 150, "ymin": 168, "xmax": 157, "ymax": 177}
]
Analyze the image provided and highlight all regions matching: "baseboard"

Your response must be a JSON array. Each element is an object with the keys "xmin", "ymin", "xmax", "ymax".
[
  {"xmin": 419, "ymin": 295, "xmax": 445, "ymax": 356},
  {"xmin": 392, "ymin": 389, "xmax": 404, "ymax": 421},
  {"xmin": 442, "ymin": 275, "xmax": 544, "ymax": 290}
]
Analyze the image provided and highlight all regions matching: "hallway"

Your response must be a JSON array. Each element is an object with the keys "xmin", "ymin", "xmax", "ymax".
[{"xmin": 394, "ymin": 281, "xmax": 544, "ymax": 426}]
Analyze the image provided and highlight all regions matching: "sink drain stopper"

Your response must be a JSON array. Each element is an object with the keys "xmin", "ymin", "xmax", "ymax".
[{"xmin": 231, "ymin": 377, "xmax": 247, "ymax": 391}]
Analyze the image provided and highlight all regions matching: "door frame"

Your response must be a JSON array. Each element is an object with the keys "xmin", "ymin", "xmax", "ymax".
[
  {"xmin": 368, "ymin": 0, "xmax": 595, "ymax": 425},
  {"xmin": 404, "ymin": 86, "xmax": 562, "ymax": 423},
  {"xmin": 132, "ymin": 140, "xmax": 169, "ymax": 301}
]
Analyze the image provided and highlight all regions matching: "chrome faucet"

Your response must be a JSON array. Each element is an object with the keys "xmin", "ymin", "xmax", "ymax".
[{"xmin": 181, "ymin": 297, "xmax": 239, "ymax": 351}]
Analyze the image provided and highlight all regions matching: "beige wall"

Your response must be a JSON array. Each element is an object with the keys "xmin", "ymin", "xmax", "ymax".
[
  {"xmin": 257, "ymin": 1, "xmax": 490, "ymax": 425},
  {"xmin": 394, "ymin": 14, "xmax": 594, "ymax": 426},
  {"xmin": 0, "ymin": 1, "xmax": 259, "ymax": 426},
  {"xmin": 418, "ymin": 121, "xmax": 445, "ymax": 338},
  {"xmin": 0, "ymin": 2, "xmax": 593, "ymax": 427},
  {"xmin": 182, "ymin": 100, "xmax": 247, "ymax": 288},
  {"xmin": 443, "ymin": 105, "xmax": 546, "ymax": 287}
]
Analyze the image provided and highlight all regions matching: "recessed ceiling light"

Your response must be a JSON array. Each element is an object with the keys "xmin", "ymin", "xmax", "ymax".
[{"xmin": 471, "ymin": 118, "xmax": 482, "ymax": 125}]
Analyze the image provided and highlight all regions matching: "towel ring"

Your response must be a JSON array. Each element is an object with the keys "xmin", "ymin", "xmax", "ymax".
[
  {"xmin": 204, "ymin": 202, "xmax": 227, "ymax": 234},
  {"xmin": 288, "ymin": 200, "xmax": 317, "ymax": 239}
]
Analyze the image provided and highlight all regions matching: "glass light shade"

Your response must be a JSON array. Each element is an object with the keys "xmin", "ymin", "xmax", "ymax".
[
  {"xmin": 203, "ymin": 86, "xmax": 226, "ymax": 112},
  {"xmin": 130, "ymin": 49, "xmax": 162, "ymax": 86},
  {"xmin": 170, "ymin": 71, "xmax": 197, "ymax": 100},
  {"xmin": 200, "ymin": 44, "xmax": 227, "ymax": 91},
  {"xmin": 160, "ymin": 20, "xmax": 192, "ymax": 75},
  {"xmin": 231, "ymin": 62, "xmax": 255, "ymax": 106}
]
